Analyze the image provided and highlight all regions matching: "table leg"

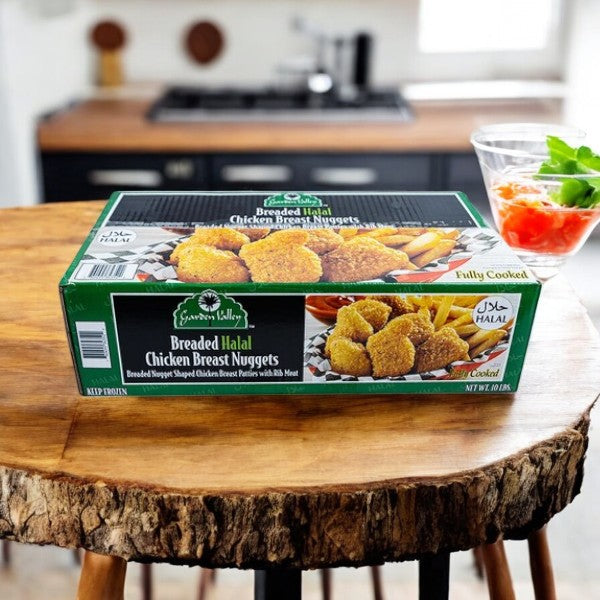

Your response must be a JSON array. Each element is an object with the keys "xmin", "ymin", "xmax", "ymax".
[
  {"xmin": 528, "ymin": 527, "xmax": 556, "ymax": 600},
  {"xmin": 254, "ymin": 568, "xmax": 301, "ymax": 600},
  {"xmin": 320, "ymin": 568, "xmax": 331, "ymax": 600},
  {"xmin": 370, "ymin": 565, "xmax": 384, "ymax": 600},
  {"xmin": 419, "ymin": 552, "xmax": 450, "ymax": 600},
  {"xmin": 141, "ymin": 563, "xmax": 152, "ymax": 600},
  {"xmin": 76, "ymin": 551, "xmax": 127, "ymax": 600},
  {"xmin": 480, "ymin": 539, "xmax": 515, "ymax": 600},
  {"xmin": 1, "ymin": 540, "xmax": 10, "ymax": 566}
]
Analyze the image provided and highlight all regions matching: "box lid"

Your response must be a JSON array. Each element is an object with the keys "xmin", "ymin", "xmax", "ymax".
[{"xmin": 62, "ymin": 191, "xmax": 538, "ymax": 287}]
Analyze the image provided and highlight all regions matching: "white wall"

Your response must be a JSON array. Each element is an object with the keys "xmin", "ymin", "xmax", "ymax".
[
  {"xmin": 94, "ymin": 0, "xmax": 565, "ymax": 86},
  {"xmin": 0, "ymin": 0, "xmax": 92, "ymax": 207},
  {"xmin": 564, "ymin": 0, "xmax": 600, "ymax": 146},
  {"xmin": 0, "ymin": 0, "xmax": 575, "ymax": 207}
]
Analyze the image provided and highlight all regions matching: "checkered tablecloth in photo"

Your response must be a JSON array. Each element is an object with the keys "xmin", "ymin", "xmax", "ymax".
[{"xmin": 82, "ymin": 236, "xmax": 189, "ymax": 282}]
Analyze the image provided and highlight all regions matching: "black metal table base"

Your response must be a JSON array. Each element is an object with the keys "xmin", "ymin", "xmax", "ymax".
[
  {"xmin": 253, "ymin": 552, "xmax": 450, "ymax": 600},
  {"xmin": 419, "ymin": 552, "xmax": 451, "ymax": 600},
  {"xmin": 255, "ymin": 568, "xmax": 302, "ymax": 600}
]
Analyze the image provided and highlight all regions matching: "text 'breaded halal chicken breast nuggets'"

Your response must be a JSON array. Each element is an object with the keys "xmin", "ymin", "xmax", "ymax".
[{"xmin": 61, "ymin": 190, "xmax": 540, "ymax": 396}]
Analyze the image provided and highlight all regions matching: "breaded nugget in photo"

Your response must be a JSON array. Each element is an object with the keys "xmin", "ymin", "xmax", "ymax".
[
  {"xmin": 324, "ymin": 329, "xmax": 346, "ymax": 358},
  {"xmin": 238, "ymin": 229, "xmax": 322, "ymax": 282},
  {"xmin": 350, "ymin": 299, "xmax": 392, "ymax": 331},
  {"xmin": 329, "ymin": 338, "xmax": 372, "ymax": 377},
  {"xmin": 371, "ymin": 295, "xmax": 413, "ymax": 319},
  {"xmin": 414, "ymin": 327, "xmax": 469, "ymax": 373},
  {"xmin": 384, "ymin": 310, "xmax": 435, "ymax": 346},
  {"xmin": 169, "ymin": 237, "xmax": 196, "ymax": 264},
  {"xmin": 176, "ymin": 245, "xmax": 250, "ymax": 283},
  {"xmin": 366, "ymin": 331, "xmax": 415, "ymax": 378},
  {"xmin": 337, "ymin": 227, "xmax": 359, "ymax": 239},
  {"xmin": 335, "ymin": 306, "xmax": 373, "ymax": 343},
  {"xmin": 305, "ymin": 229, "xmax": 344, "ymax": 255},
  {"xmin": 321, "ymin": 238, "xmax": 409, "ymax": 282},
  {"xmin": 191, "ymin": 227, "xmax": 250, "ymax": 252},
  {"xmin": 235, "ymin": 228, "xmax": 271, "ymax": 241},
  {"xmin": 190, "ymin": 227, "xmax": 250, "ymax": 252}
]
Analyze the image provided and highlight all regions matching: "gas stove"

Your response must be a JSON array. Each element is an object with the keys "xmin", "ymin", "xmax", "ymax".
[{"xmin": 147, "ymin": 86, "xmax": 413, "ymax": 123}]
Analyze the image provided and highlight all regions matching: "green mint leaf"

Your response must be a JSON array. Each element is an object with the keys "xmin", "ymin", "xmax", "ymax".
[
  {"xmin": 557, "ymin": 179, "xmax": 591, "ymax": 207},
  {"xmin": 538, "ymin": 136, "xmax": 600, "ymax": 208},
  {"xmin": 588, "ymin": 189, "xmax": 600, "ymax": 208},
  {"xmin": 546, "ymin": 135, "xmax": 577, "ymax": 163},
  {"xmin": 576, "ymin": 146, "xmax": 600, "ymax": 172}
]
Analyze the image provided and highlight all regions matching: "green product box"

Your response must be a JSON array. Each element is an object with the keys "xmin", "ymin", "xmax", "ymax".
[{"xmin": 60, "ymin": 191, "xmax": 541, "ymax": 396}]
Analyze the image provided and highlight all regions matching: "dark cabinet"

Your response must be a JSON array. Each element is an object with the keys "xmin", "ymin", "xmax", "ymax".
[
  {"xmin": 40, "ymin": 150, "xmax": 482, "ymax": 202},
  {"xmin": 443, "ymin": 153, "xmax": 491, "ymax": 224},
  {"xmin": 210, "ymin": 153, "xmax": 437, "ymax": 191},
  {"xmin": 41, "ymin": 153, "xmax": 209, "ymax": 202}
]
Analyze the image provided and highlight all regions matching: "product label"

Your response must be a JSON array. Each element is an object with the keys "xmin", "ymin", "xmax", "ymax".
[
  {"xmin": 109, "ymin": 291, "xmax": 520, "ymax": 387},
  {"xmin": 112, "ymin": 293, "xmax": 305, "ymax": 384}
]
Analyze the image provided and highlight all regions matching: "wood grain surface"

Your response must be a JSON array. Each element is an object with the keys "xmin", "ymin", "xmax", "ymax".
[
  {"xmin": 0, "ymin": 201, "xmax": 598, "ymax": 569},
  {"xmin": 37, "ymin": 98, "xmax": 562, "ymax": 152}
]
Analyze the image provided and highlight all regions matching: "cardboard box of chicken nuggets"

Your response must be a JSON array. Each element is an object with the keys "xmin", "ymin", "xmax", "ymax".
[{"xmin": 60, "ymin": 190, "xmax": 541, "ymax": 397}]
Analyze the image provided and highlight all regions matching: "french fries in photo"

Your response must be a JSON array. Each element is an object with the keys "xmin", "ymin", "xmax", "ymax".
[
  {"xmin": 412, "ymin": 239, "xmax": 456, "ymax": 268},
  {"xmin": 409, "ymin": 296, "xmax": 433, "ymax": 309},
  {"xmin": 377, "ymin": 234, "xmax": 418, "ymax": 247},
  {"xmin": 432, "ymin": 296, "xmax": 455, "ymax": 330},
  {"xmin": 396, "ymin": 227, "xmax": 426, "ymax": 236},
  {"xmin": 401, "ymin": 232, "xmax": 441, "ymax": 258},
  {"xmin": 444, "ymin": 311, "xmax": 473, "ymax": 330},
  {"xmin": 447, "ymin": 305, "xmax": 471, "ymax": 318},
  {"xmin": 501, "ymin": 319, "xmax": 515, "ymax": 331},
  {"xmin": 466, "ymin": 328, "xmax": 508, "ymax": 350},
  {"xmin": 359, "ymin": 227, "xmax": 399, "ymax": 238},
  {"xmin": 452, "ymin": 296, "xmax": 485, "ymax": 307},
  {"xmin": 454, "ymin": 323, "xmax": 480, "ymax": 336},
  {"xmin": 430, "ymin": 298, "xmax": 470, "ymax": 319},
  {"xmin": 470, "ymin": 330, "xmax": 507, "ymax": 359},
  {"xmin": 439, "ymin": 228, "xmax": 460, "ymax": 240}
]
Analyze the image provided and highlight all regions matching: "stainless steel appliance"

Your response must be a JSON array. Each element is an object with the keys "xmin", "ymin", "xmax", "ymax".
[{"xmin": 146, "ymin": 86, "xmax": 413, "ymax": 122}]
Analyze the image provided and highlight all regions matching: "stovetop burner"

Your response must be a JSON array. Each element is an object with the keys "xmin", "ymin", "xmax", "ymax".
[{"xmin": 147, "ymin": 86, "xmax": 413, "ymax": 122}]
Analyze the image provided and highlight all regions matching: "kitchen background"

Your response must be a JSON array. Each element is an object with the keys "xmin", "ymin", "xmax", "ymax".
[
  {"xmin": 1, "ymin": 0, "xmax": 600, "ymax": 598},
  {"xmin": 0, "ymin": 0, "xmax": 598, "ymax": 206}
]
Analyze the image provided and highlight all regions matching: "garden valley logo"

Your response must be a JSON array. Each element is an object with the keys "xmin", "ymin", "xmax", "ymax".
[
  {"xmin": 263, "ymin": 192, "xmax": 323, "ymax": 208},
  {"xmin": 174, "ymin": 290, "xmax": 249, "ymax": 329}
]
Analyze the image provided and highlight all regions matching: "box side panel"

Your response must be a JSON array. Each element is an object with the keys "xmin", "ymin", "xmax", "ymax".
[
  {"xmin": 63, "ymin": 281, "xmax": 539, "ymax": 396},
  {"xmin": 500, "ymin": 281, "xmax": 542, "ymax": 391}
]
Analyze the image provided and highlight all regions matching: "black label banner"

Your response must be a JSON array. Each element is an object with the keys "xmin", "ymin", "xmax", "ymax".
[{"xmin": 112, "ymin": 294, "xmax": 305, "ymax": 384}]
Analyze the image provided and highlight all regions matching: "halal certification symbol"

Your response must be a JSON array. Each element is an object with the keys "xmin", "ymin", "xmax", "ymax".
[
  {"xmin": 198, "ymin": 290, "xmax": 221, "ymax": 313},
  {"xmin": 473, "ymin": 296, "xmax": 514, "ymax": 330}
]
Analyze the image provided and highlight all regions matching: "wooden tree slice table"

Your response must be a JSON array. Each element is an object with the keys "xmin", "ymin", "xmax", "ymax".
[{"xmin": 0, "ymin": 202, "xmax": 599, "ymax": 599}]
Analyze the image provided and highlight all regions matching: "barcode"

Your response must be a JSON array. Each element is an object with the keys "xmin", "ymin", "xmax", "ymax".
[
  {"xmin": 76, "ymin": 322, "xmax": 111, "ymax": 368},
  {"xmin": 74, "ymin": 262, "xmax": 137, "ymax": 281},
  {"xmin": 90, "ymin": 263, "xmax": 126, "ymax": 278}
]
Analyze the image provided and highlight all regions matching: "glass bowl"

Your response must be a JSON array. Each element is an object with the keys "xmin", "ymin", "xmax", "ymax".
[{"xmin": 471, "ymin": 123, "xmax": 600, "ymax": 280}]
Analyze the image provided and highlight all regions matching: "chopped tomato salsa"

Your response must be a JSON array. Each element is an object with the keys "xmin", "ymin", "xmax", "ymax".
[{"xmin": 493, "ymin": 182, "xmax": 600, "ymax": 254}]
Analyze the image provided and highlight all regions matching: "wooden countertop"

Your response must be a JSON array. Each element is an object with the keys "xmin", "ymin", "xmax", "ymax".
[{"xmin": 37, "ymin": 97, "xmax": 563, "ymax": 153}]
